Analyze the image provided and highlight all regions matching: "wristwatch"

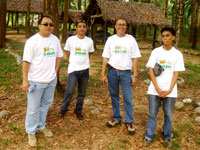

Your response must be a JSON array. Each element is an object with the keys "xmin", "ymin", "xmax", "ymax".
[{"xmin": 132, "ymin": 74, "xmax": 138, "ymax": 78}]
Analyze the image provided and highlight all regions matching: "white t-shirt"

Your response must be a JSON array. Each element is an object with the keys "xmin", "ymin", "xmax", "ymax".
[
  {"xmin": 102, "ymin": 34, "xmax": 141, "ymax": 70},
  {"xmin": 64, "ymin": 35, "xmax": 94, "ymax": 74},
  {"xmin": 23, "ymin": 33, "xmax": 63, "ymax": 83},
  {"xmin": 146, "ymin": 46, "xmax": 185, "ymax": 97}
]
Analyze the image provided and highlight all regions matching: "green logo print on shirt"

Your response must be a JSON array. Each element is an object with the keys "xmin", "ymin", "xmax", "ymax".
[
  {"xmin": 115, "ymin": 46, "xmax": 127, "ymax": 54},
  {"xmin": 159, "ymin": 60, "xmax": 172, "ymax": 69},
  {"xmin": 75, "ymin": 47, "xmax": 87, "ymax": 55},
  {"xmin": 43, "ymin": 47, "xmax": 55, "ymax": 57}
]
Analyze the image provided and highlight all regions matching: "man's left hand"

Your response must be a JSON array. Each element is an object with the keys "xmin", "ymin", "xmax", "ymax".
[{"xmin": 132, "ymin": 77, "xmax": 137, "ymax": 86}]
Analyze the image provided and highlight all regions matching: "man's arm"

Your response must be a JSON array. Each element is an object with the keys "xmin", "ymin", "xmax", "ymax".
[
  {"xmin": 22, "ymin": 61, "xmax": 30, "ymax": 93},
  {"xmin": 161, "ymin": 72, "xmax": 179, "ymax": 98},
  {"xmin": 101, "ymin": 58, "xmax": 109, "ymax": 83},
  {"xmin": 132, "ymin": 58, "xmax": 139, "ymax": 86},
  {"xmin": 55, "ymin": 57, "xmax": 62, "ymax": 75},
  {"xmin": 149, "ymin": 67, "xmax": 163, "ymax": 97}
]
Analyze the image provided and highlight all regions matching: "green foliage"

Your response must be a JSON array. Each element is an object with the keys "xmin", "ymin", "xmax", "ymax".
[{"xmin": 0, "ymin": 49, "xmax": 22, "ymax": 88}]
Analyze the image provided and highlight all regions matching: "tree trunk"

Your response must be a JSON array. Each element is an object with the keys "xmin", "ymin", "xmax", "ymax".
[
  {"xmin": 163, "ymin": 0, "xmax": 168, "ymax": 19},
  {"xmin": 189, "ymin": 0, "xmax": 197, "ymax": 42},
  {"xmin": 176, "ymin": 0, "xmax": 184, "ymax": 47},
  {"xmin": 43, "ymin": 0, "xmax": 52, "ymax": 15},
  {"xmin": 26, "ymin": 0, "xmax": 31, "ymax": 38},
  {"xmin": 0, "ymin": 0, "xmax": 7, "ymax": 48},
  {"xmin": 192, "ymin": 0, "xmax": 200, "ymax": 49},
  {"xmin": 52, "ymin": 0, "xmax": 59, "ymax": 38},
  {"xmin": 78, "ymin": 0, "xmax": 81, "ymax": 10},
  {"xmin": 172, "ymin": 0, "xmax": 179, "ymax": 30},
  {"xmin": 62, "ymin": 0, "xmax": 70, "ymax": 43},
  {"xmin": 84, "ymin": 0, "xmax": 87, "ymax": 10}
]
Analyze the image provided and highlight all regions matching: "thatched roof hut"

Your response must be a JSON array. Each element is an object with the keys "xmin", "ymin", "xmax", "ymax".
[
  {"xmin": 84, "ymin": 0, "xmax": 170, "ymax": 27},
  {"xmin": 6, "ymin": 0, "xmax": 43, "ymax": 14},
  {"xmin": 6, "ymin": 0, "xmax": 83, "ymax": 23}
]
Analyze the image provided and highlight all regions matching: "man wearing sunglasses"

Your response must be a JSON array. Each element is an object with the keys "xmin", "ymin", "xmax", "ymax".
[
  {"xmin": 22, "ymin": 15, "xmax": 63, "ymax": 147},
  {"xmin": 58, "ymin": 20, "xmax": 94, "ymax": 120}
]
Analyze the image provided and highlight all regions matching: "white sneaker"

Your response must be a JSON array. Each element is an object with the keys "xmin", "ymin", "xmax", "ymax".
[
  {"xmin": 28, "ymin": 134, "xmax": 37, "ymax": 147},
  {"xmin": 40, "ymin": 128, "xmax": 53, "ymax": 137}
]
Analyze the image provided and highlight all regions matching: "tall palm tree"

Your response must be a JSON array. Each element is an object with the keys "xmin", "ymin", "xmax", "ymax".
[
  {"xmin": 0, "ymin": 0, "xmax": 7, "ymax": 48},
  {"xmin": 26, "ymin": 0, "xmax": 31, "ymax": 38},
  {"xmin": 62, "ymin": 0, "xmax": 70, "ymax": 43}
]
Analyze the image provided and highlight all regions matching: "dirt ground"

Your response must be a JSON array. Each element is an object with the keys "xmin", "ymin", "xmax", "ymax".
[{"xmin": 0, "ymin": 33, "xmax": 200, "ymax": 150}]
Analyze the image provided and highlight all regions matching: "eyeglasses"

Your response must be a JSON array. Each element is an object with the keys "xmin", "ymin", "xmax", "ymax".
[
  {"xmin": 116, "ymin": 24, "xmax": 127, "ymax": 27},
  {"xmin": 41, "ymin": 23, "xmax": 54, "ymax": 27}
]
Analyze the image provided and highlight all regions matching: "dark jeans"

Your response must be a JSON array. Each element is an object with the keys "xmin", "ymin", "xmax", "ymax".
[{"xmin": 61, "ymin": 69, "xmax": 89, "ymax": 113}]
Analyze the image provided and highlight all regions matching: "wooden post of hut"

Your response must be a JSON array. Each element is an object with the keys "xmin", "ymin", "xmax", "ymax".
[
  {"xmin": 104, "ymin": 21, "xmax": 108, "ymax": 43},
  {"xmin": 152, "ymin": 26, "xmax": 157, "ymax": 49}
]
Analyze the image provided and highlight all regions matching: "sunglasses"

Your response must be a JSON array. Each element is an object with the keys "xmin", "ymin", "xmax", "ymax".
[{"xmin": 41, "ymin": 23, "xmax": 54, "ymax": 27}]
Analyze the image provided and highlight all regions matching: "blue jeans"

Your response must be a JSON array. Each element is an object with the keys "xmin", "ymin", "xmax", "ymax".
[
  {"xmin": 25, "ymin": 77, "xmax": 57, "ymax": 134},
  {"xmin": 61, "ymin": 69, "xmax": 89, "ymax": 113},
  {"xmin": 145, "ymin": 95, "xmax": 176, "ymax": 141},
  {"xmin": 108, "ymin": 69, "xmax": 134, "ymax": 123}
]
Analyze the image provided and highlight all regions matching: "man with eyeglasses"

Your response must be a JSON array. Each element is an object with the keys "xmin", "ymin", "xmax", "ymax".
[
  {"xmin": 58, "ymin": 20, "xmax": 94, "ymax": 120},
  {"xmin": 101, "ymin": 18, "xmax": 141, "ymax": 135},
  {"xmin": 22, "ymin": 15, "xmax": 63, "ymax": 146}
]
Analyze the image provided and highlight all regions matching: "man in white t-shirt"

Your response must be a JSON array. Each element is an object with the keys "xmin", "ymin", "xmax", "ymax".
[
  {"xmin": 143, "ymin": 27, "xmax": 185, "ymax": 148},
  {"xmin": 58, "ymin": 20, "xmax": 94, "ymax": 120},
  {"xmin": 101, "ymin": 18, "xmax": 141, "ymax": 135},
  {"xmin": 22, "ymin": 16, "xmax": 63, "ymax": 147}
]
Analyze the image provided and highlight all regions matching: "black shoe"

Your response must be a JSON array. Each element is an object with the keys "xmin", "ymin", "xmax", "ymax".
[
  {"xmin": 76, "ymin": 112, "xmax": 83, "ymax": 120},
  {"xmin": 58, "ymin": 110, "xmax": 65, "ymax": 117}
]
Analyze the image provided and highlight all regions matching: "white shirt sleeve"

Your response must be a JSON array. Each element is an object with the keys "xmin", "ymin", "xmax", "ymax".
[
  {"xmin": 64, "ymin": 37, "xmax": 71, "ymax": 51},
  {"xmin": 174, "ymin": 52, "xmax": 185, "ymax": 71},
  {"xmin": 23, "ymin": 39, "xmax": 34, "ymax": 63},
  {"xmin": 102, "ymin": 37, "xmax": 111, "ymax": 58},
  {"xmin": 89, "ymin": 39, "xmax": 95, "ymax": 53},
  {"xmin": 131, "ymin": 37, "xmax": 141, "ymax": 58},
  {"xmin": 56, "ymin": 39, "xmax": 63, "ymax": 57},
  {"xmin": 146, "ymin": 50, "xmax": 157, "ymax": 68}
]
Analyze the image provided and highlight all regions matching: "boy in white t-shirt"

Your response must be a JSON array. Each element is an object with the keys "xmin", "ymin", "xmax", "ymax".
[
  {"xmin": 22, "ymin": 16, "xmax": 63, "ymax": 147},
  {"xmin": 59, "ymin": 20, "xmax": 94, "ymax": 120},
  {"xmin": 143, "ymin": 27, "xmax": 185, "ymax": 148}
]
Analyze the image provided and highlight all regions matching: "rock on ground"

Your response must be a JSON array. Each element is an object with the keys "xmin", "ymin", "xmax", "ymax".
[{"xmin": 175, "ymin": 101, "xmax": 184, "ymax": 109}]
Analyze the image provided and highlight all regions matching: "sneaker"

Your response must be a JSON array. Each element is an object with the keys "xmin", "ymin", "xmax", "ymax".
[
  {"xmin": 106, "ymin": 119, "xmax": 121, "ymax": 128},
  {"xmin": 165, "ymin": 139, "xmax": 173, "ymax": 148},
  {"xmin": 28, "ymin": 134, "xmax": 37, "ymax": 147},
  {"xmin": 75, "ymin": 112, "xmax": 83, "ymax": 120},
  {"xmin": 58, "ymin": 110, "xmax": 65, "ymax": 117},
  {"xmin": 125, "ymin": 123, "xmax": 136, "ymax": 135},
  {"xmin": 143, "ymin": 138, "xmax": 152, "ymax": 147},
  {"xmin": 40, "ymin": 128, "xmax": 53, "ymax": 137}
]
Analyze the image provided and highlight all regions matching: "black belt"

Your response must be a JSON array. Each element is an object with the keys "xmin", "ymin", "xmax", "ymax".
[{"xmin": 107, "ymin": 64, "xmax": 130, "ymax": 72}]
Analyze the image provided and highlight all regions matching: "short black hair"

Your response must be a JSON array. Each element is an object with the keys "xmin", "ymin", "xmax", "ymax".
[
  {"xmin": 115, "ymin": 18, "xmax": 127, "ymax": 25},
  {"xmin": 161, "ymin": 27, "xmax": 176, "ymax": 36},
  {"xmin": 38, "ymin": 15, "xmax": 53, "ymax": 25},
  {"xmin": 76, "ymin": 20, "xmax": 87, "ymax": 27}
]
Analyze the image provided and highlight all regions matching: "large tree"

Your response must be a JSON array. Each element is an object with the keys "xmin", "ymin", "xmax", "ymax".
[
  {"xmin": 176, "ymin": 0, "xmax": 184, "ymax": 47},
  {"xmin": 26, "ymin": 0, "xmax": 31, "ymax": 38},
  {"xmin": 163, "ymin": 0, "xmax": 168, "ymax": 19},
  {"xmin": 0, "ymin": 0, "xmax": 7, "ymax": 48},
  {"xmin": 52, "ymin": 0, "xmax": 60, "ymax": 38},
  {"xmin": 62, "ymin": 0, "xmax": 70, "ymax": 43},
  {"xmin": 189, "ymin": 0, "xmax": 198, "ymax": 42},
  {"xmin": 192, "ymin": 0, "xmax": 200, "ymax": 49}
]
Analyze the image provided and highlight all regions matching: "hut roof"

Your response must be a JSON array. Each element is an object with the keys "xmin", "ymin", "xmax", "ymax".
[
  {"xmin": 6, "ymin": 0, "xmax": 43, "ymax": 14},
  {"xmin": 69, "ymin": 10, "xmax": 84, "ymax": 23},
  {"xmin": 84, "ymin": 0, "xmax": 170, "ymax": 26}
]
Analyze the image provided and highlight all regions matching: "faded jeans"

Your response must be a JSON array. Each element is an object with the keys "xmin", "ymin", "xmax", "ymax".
[
  {"xmin": 25, "ymin": 77, "xmax": 57, "ymax": 134},
  {"xmin": 145, "ymin": 94, "xmax": 176, "ymax": 141}
]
